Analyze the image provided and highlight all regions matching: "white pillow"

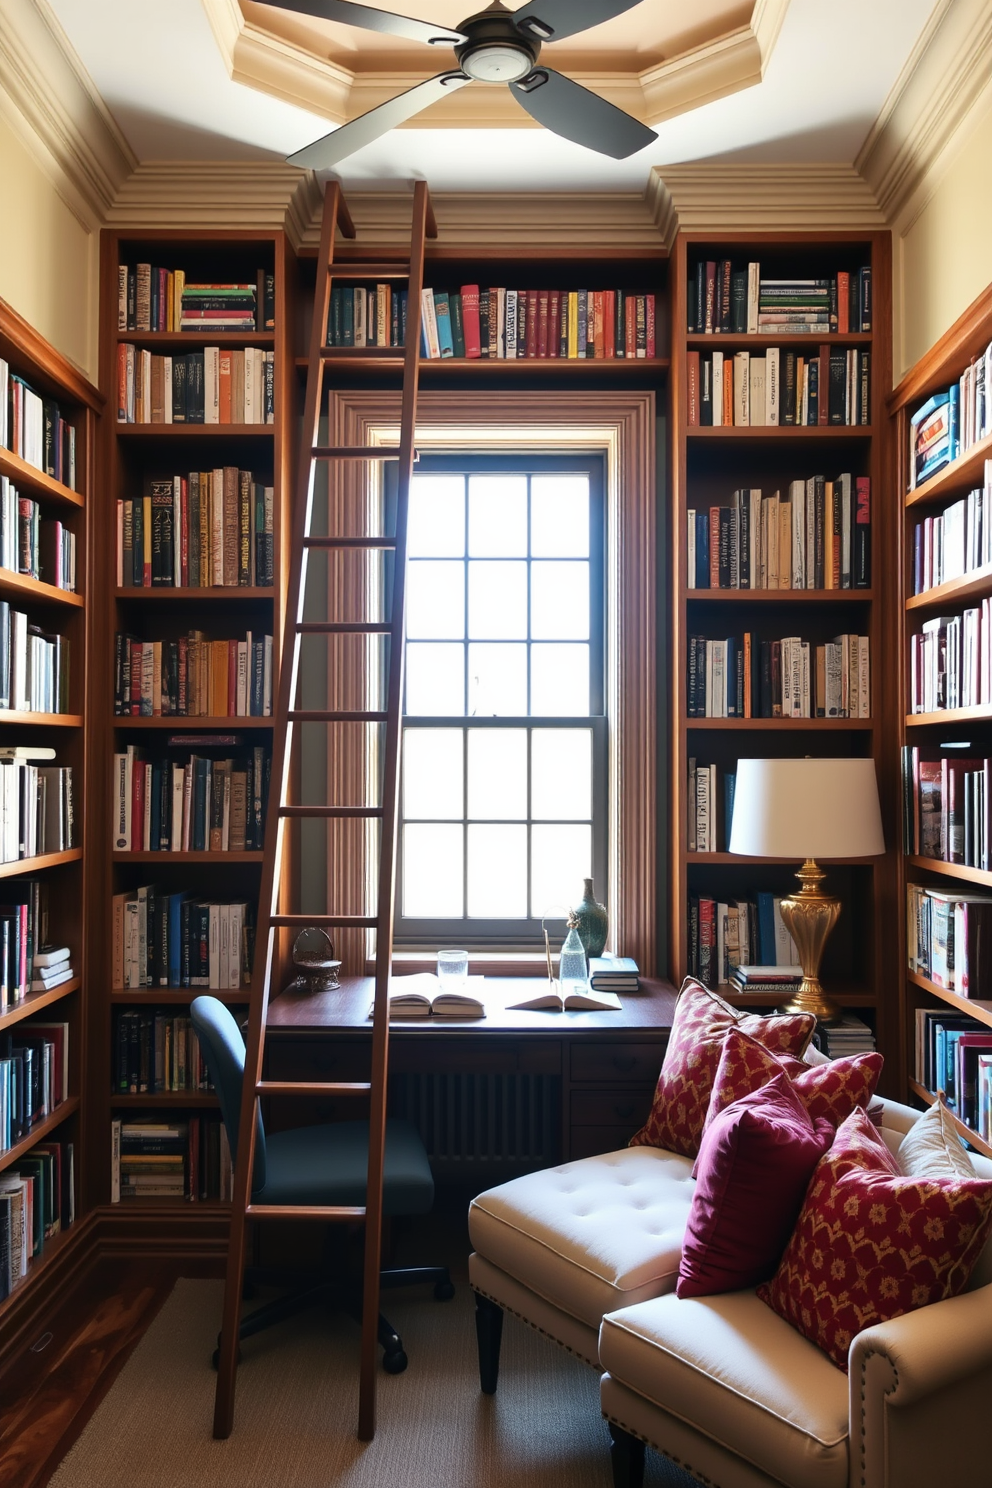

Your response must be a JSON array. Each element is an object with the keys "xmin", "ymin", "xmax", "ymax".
[{"xmin": 898, "ymin": 1097, "xmax": 975, "ymax": 1180}]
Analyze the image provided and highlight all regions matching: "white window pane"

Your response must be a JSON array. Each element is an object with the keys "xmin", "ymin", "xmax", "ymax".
[
  {"xmin": 468, "ymin": 476, "xmax": 527, "ymax": 556},
  {"xmin": 407, "ymin": 560, "xmax": 464, "ymax": 639},
  {"xmin": 531, "ymin": 561, "xmax": 589, "ymax": 640},
  {"xmin": 531, "ymin": 824, "xmax": 592, "ymax": 919},
  {"xmin": 532, "ymin": 730, "xmax": 592, "ymax": 820},
  {"xmin": 403, "ymin": 730, "xmax": 463, "ymax": 819},
  {"xmin": 531, "ymin": 476, "xmax": 589, "ymax": 557},
  {"xmin": 531, "ymin": 644, "xmax": 589, "ymax": 716},
  {"xmin": 406, "ymin": 643, "xmax": 464, "ymax": 715},
  {"xmin": 468, "ymin": 643, "xmax": 527, "ymax": 716},
  {"xmin": 468, "ymin": 730, "xmax": 526, "ymax": 820},
  {"xmin": 468, "ymin": 560, "xmax": 527, "ymax": 639},
  {"xmin": 404, "ymin": 824, "xmax": 463, "ymax": 917},
  {"xmin": 467, "ymin": 824, "xmax": 528, "ymax": 917},
  {"xmin": 408, "ymin": 475, "xmax": 464, "ymax": 557}
]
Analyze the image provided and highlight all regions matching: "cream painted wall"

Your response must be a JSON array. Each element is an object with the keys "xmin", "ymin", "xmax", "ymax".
[
  {"xmin": 897, "ymin": 95, "xmax": 992, "ymax": 380},
  {"xmin": 0, "ymin": 111, "xmax": 98, "ymax": 381}
]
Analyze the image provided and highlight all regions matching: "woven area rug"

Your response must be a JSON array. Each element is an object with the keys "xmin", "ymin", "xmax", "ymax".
[{"xmin": 49, "ymin": 1273, "xmax": 697, "ymax": 1488}]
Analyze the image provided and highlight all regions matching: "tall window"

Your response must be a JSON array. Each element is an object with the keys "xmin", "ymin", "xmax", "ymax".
[{"xmin": 396, "ymin": 455, "xmax": 606, "ymax": 948}]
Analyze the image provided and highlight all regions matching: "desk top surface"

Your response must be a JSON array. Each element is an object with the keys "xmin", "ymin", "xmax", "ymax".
[{"xmin": 268, "ymin": 975, "xmax": 678, "ymax": 1037}]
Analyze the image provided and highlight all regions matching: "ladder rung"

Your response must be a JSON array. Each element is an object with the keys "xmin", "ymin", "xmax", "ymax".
[
  {"xmin": 279, "ymin": 805, "xmax": 384, "ymax": 819},
  {"xmin": 303, "ymin": 536, "xmax": 396, "ymax": 550},
  {"xmin": 256, "ymin": 1081, "xmax": 371, "ymax": 1097},
  {"xmin": 311, "ymin": 446, "xmax": 402, "ymax": 461},
  {"xmin": 296, "ymin": 621, "xmax": 391, "ymax": 635},
  {"xmin": 246, "ymin": 1203, "xmax": 367, "ymax": 1220},
  {"xmin": 271, "ymin": 914, "xmax": 379, "ymax": 928},
  {"xmin": 328, "ymin": 262, "xmax": 409, "ymax": 279},
  {"xmin": 288, "ymin": 710, "xmax": 388, "ymax": 723}
]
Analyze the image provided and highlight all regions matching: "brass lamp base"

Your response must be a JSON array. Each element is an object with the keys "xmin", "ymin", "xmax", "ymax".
[{"xmin": 776, "ymin": 858, "xmax": 842, "ymax": 1023}]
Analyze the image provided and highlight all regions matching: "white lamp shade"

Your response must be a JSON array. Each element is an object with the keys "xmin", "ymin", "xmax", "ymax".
[{"xmin": 729, "ymin": 757, "xmax": 885, "ymax": 859}]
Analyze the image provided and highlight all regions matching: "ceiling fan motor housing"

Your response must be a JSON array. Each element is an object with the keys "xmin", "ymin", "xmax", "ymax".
[{"xmin": 455, "ymin": 6, "xmax": 540, "ymax": 84}]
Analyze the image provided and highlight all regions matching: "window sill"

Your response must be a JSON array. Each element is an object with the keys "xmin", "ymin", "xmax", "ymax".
[{"xmin": 373, "ymin": 951, "xmax": 550, "ymax": 978}]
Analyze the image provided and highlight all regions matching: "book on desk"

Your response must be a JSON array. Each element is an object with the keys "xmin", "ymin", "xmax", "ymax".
[{"xmin": 370, "ymin": 973, "xmax": 486, "ymax": 1018}]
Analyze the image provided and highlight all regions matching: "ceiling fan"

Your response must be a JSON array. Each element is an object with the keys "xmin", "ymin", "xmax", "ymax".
[{"xmin": 259, "ymin": 0, "xmax": 658, "ymax": 166}]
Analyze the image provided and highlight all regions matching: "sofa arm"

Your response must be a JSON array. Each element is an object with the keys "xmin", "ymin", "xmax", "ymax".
[{"xmin": 851, "ymin": 1284, "xmax": 992, "ymax": 1488}]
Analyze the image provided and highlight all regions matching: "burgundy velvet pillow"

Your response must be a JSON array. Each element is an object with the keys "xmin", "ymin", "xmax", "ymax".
[{"xmin": 677, "ymin": 1070, "xmax": 834, "ymax": 1299}]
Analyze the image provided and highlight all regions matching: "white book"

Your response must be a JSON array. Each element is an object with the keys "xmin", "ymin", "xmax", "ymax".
[
  {"xmin": 746, "ymin": 262, "xmax": 760, "ymax": 334},
  {"xmin": 497, "ymin": 287, "xmax": 506, "ymax": 358},
  {"xmin": 141, "ymin": 349, "xmax": 151, "ymax": 425},
  {"xmin": 236, "ymin": 642, "xmax": 248, "ymax": 715},
  {"xmin": 505, "ymin": 289, "xmax": 518, "ymax": 358},
  {"xmin": 789, "ymin": 479, "xmax": 805, "ymax": 587},
  {"xmin": 766, "ymin": 491, "xmax": 780, "ymax": 588},
  {"xmin": 711, "ymin": 352, "xmax": 724, "ymax": 426},
  {"xmin": 749, "ymin": 357, "xmax": 766, "ymax": 427},
  {"xmin": 163, "ymin": 356, "xmax": 172, "ymax": 423},
  {"xmin": 805, "ymin": 477, "xmax": 816, "ymax": 589},
  {"xmin": 420, "ymin": 289, "xmax": 440, "ymax": 359},
  {"xmin": 749, "ymin": 488, "xmax": 762, "ymax": 589},
  {"xmin": 766, "ymin": 346, "xmax": 780, "ymax": 424},
  {"xmin": 243, "ymin": 346, "xmax": 257, "ymax": 423},
  {"xmin": 733, "ymin": 351, "xmax": 750, "ymax": 426},
  {"xmin": 800, "ymin": 640, "xmax": 810, "ymax": 717},
  {"xmin": 695, "ymin": 763, "xmax": 709, "ymax": 851},
  {"xmin": 171, "ymin": 763, "xmax": 184, "ymax": 851},
  {"xmin": 858, "ymin": 635, "xmax": 871, "ymax": 717},
  {"xmin": 219, "ymin": 903, "xmax": 230, "ymax": 990},
  {"xmin": 208, "ymin": 904, "xmax": 220, "ymax": 989},
  {"xmin": 687, "ymin": 509, "xmax": 696, "ymax": 589},
  {"xmin": 228, "ymin": 902, "xmax": 243, "ymax": 988}
]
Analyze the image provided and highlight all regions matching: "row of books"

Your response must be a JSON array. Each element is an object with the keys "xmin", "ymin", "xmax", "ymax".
[
  {"xmin": 115, "ymin": 471, "xmax": 274, "ymax": 590},
  {"xmin": 0, "ymin": 880, "xmax": 54, "ymax": 1010},
  {"xmin": 687, "ymin": 475, "xmax": 871, "ymax": 591},
  {"xmin": 116, "ymin": 345, "xmax": 275, "ymax": 425},
  {"xmin": 901, "ymin": 746, "xmax": 992, "ymax": 872},
  {"xmin": 0, "ymin": 478, "xmax": 77, "ymax": 591},
  {"xmin": 0, "ymin": 758, "xmax": 73, "ymax": 863},
  {"xmin": 0, "ymin": 1141, "xmax": 74, "ymax": 1294},
  {"xmin": 0, "ymin": 361, "xmax": 77, "ymax": 490},
  {"xmin": 688, "ymin": 894, "xmax": 799, "ymax": 989},
  {"xmin": 687, "ymin": 761, "xmax": 735, "ymax": 853},
  {"xmin": 112, "ymin": 745, "xmax": 270, "ymax": 854},
  {"xmin": 908, "ymin": 338, "xmax": 992, "ymax": 489},
  {"xmin": 1, "ymin": 1021, "xmax": 68, "ymax": 1150},
  {"xmin": 910, "ymin": 606, "xmax": 992, "ymax": 713},
  {"xmin": 906, "ymin": 882, "xmax": 992, "ymax": 996},
  {"xmin": 686, "ymin": 347, "xmax": 870, "ymax": 427},
  {"xmin": 114, "ymin": 633, "xmax": 273, "ymax": 718},
  {"xmin": 911, "ymin": 460, "xmax": 992, "ymax": 594},
  {"xmin": 111, "ymin": 886, "xmax": 255, "ymax": 990},
  {"xmin": 113, "ymin": 1010, "xmax": 220, "ymax": 1093},
  {"xmin": 327, "ymin": 284, "xmax": 659, "ymax": 359},
  {"xmin": 117, "ymin": 266, "xmax": 275, "ymax": 334},
  {"xmin": 915, "ymin": 1009, "xmax": 992, "ymax": 1135},
  {"xmin": 0, "ymin": 604, "xmax": 70, "ymax": 715},
  {"xmin": 687, "ymin": 633, "xmax": 870, "ymax": 718},
  {"xmin": 687, "ymin": 262, "xmax": 872, "ymax": 335},
  {"xmin": 110, "ymin": 1117, "xmax": 233, "ymax": 1203}
]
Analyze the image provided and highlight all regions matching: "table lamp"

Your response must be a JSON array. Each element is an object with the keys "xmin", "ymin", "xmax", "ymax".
[{"xmin": 728, "ymin": 757, "xmax": 885, "ymax": 1021}]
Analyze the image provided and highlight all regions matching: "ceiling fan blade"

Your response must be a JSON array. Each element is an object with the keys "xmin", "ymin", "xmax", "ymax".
[
  {"xmin": 259, "ymin": 0, "xmax": 466, "ymax": 48},
  {"xmin": 288, "ymin": 72, "xmax": 469, "ymax": 168},
  {"xmin": 511, "ymin": 0, "xmax": 644, "ymax": 44},
  {"xmin": 510, "ymin": 68, "xmax": 656, "ymax": 159}
]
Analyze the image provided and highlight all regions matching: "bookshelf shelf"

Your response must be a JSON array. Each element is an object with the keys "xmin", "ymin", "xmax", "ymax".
[
  {"xmin": 905, "ymin": 705, "xmax": 992, "ymax": 726},
  {"xmin": 111, "ymin": 851, "xmax": 264, "ymax": 863},
  {"xmin": 720, "ymin": 986, "xmax": 877, "ymax": 1008},
  {"xmin": 0, "ymin": 710, "xmax": 83, "ymax": 727},
  {"xmin": 906, "ymin": 968, "xmax": 992, "ymax": 1028},
  {"xmin": 109, "ymin": 987, "xmax": 245, "ymax": 1004},
  {"xmin": 109, "ymin": 1094, "xmax": 220, "ymax": 1109},
  {"xmin": 686, "ymin": 717, "xmax": 874, "ymax": 731},
  {"xmin": 686, "ymin": 425, "xmax": 873, "ymax": 441},
  {"xmin": 687, "ymin": 589, "xmax": 874, "ymax": 603},
  {"xmin": 0, "ymin": 977, "xmax": 80, "ymax": 1033},
  {"xmin": 115, "ymin": 423, "xmax": 273, "ymax": 438},
  {"xmin": 904, "ymin": 429, "xmax": 992, "ymax": 510},
  {"xmin": 113, "ymin": 715, "xmax": 273, "ymax": 730},
  {"xmin": 905, "ymin": 564, "xmax": 992, "ymax": 611},
  {"xmin": 0, "ymin": 1097, "xmax": 80, "ymax": 1177},
  {"xmin": 0, "ymin": 570, "xmax": 84, "ymax": 608},
  {"xmin": 905, "ymin": 854, "xmax": 992, "ymax": 889},
  {"xmin": 907, "ymin": 1078, "xmax": 992, "ymax": 1159},
  {"xmin": 0, "ymin": 848, "xmax": 82, "ymax": 877},
  {"xmin": 0, "ymin": 446, "xmax": 85, "ymax": 510},
  {"xmin": 114, "ymin": 587, "xmax": 275, "ymax": 602},
  {"xmin": 115, "ymin": 331, "xmax": 275, "ymax": 349},
  {"xmin": 687, "ymin": 333, "xmax": 873, "ymax": 349}
]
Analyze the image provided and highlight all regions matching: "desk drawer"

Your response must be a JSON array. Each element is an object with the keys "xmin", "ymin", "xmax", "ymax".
[
  {"xmin": 570, "ymin": 1043, "xmax": 664, "ymax": 1085},
  {"xmin": 570, "ymin": 1088, "xmax": 654, "ymax": 1129}
]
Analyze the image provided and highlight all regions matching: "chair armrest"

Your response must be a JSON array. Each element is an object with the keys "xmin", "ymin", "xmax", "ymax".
[{"xmin": 851, "ymin": 1285, "xmax": 992, "ymax": 1488}]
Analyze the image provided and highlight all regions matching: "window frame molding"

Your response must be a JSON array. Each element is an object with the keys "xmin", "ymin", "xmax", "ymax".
[{"xmin": 324, "ymin": 388, "xmax": 657, "ymax": 975}]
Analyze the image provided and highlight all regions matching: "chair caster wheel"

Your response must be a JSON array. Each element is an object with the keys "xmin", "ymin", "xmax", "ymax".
[
  {"xmin": 434, "ymin": 1280, "xmax": 455, "ymax": 1301},
  {"xmin": 382, "ymin": 1348, "xmax": 408, "ymax": 1374}
]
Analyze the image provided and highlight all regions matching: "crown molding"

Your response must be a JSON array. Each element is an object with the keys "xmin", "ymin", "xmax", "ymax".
[
  {"xmin": 0, "ymin": 0, "xmax": 135, "ymax": 231},
  {"xmin": 856, "ymin": 0, "xmax": 992, "ymax": 234},
  {"xmin": 652, "ymin": 163, "xmax": 886, "ymax": 233},
  {"xmin": 105, "ymin": 161, "xmax": 323, "ymax": 251}
]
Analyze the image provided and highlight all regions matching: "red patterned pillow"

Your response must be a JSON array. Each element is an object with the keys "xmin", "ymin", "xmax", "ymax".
[
  {"xmin": 758, "ymin": 1106, "xmax": 992, "ymax": 1370},
  {"xmin": 701, "ymin": 1027, "xmax": 884, "ymax": 1139},
  {"xmin": 628, "ymin": 978, "xmax": 815, "ymax": 1159}
]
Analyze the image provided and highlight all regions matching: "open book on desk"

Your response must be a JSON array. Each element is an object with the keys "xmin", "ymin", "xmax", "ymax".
[
  {"xmin": 507, "ymin": 981, "xmax": 621, "ymax": 1012},
  {"xmin": 369, "ymin": 973, "xmax": 486, "ymax": 1018}
]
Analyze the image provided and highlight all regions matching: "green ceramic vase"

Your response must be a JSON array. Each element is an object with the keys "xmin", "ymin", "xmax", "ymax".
[{"xmin": 574, "ymin": 877, "xmax": 608, "ymax": 959}]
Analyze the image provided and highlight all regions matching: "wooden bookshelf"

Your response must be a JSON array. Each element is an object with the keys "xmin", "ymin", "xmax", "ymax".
[
  {"xmin": 892, "ymin": 278, "xmax": 992, "ymax": 1150},
  {"xmin": 0, "ymin": 295, "xmax": 98, "ymax": 1342},
  {"xmin": 96, "ymin": 228, "xmax": 295, "ymax": 1212},
  {"xmin": 670, "ymin": 231, "xmax": 896, "ymax": 1071}
]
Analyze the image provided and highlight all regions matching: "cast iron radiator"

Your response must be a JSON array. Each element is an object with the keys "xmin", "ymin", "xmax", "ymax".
[{"xmin": 390, "ymin": 1072, "xmax": 560, "ymax": 1179}]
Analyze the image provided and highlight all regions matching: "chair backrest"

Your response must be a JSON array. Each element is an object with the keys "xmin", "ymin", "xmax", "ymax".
[{"xmin": 190, "ymin": 996, "xmax": 267, "ymax": 1191}]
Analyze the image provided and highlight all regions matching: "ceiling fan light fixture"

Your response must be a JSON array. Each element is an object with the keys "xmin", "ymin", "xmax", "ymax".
[
  {"xmin": 516, "ymin": 18, "xmax": 554, "ymax": 39},
  {"xmin": 459, "ymin": 41, "xmax": 535, "ymax": 82}
]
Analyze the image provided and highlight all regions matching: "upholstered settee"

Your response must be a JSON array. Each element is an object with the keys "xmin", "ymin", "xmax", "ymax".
[{"xmin": 468, "ymin": 1092, "xmax": 992, "ymax": 1488}]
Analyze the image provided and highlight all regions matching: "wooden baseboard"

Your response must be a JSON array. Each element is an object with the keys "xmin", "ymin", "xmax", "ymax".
[{"xmin": 90, "ymin": 1206, "xmax": 231, "ymax": 1261}]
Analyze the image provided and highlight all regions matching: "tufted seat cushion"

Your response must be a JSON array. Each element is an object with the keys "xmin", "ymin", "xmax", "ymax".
[
  {"xmin": 600, "ymin": 1291, "xmax": 850, "ymax": 1488},
  {"xmin": 468, "ymin": 1146, "xmax": 694, "ymax": 1330}
]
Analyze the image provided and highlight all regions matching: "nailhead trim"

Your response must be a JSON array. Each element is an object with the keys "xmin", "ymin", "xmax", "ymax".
[
  {"xmin": 603, "ymin": 1410, "xmax": 719, "ymax": 1487},
  {"xmin": 471, "ymin": 1285, "xmax": 600, "ymax": 1369},
  {"xmin": 858, "ymin": 1347, "xmax": 899, "ymax": 1488}
]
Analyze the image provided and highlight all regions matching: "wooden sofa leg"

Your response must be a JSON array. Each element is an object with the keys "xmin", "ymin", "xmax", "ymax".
[
  {"xmin": 608, "ymin": 1421, "xmax": 645, "ymax": 1488},
  {"xmin": 474, "ymin": 1292, "xmax": 504, "ymax": 1394}
]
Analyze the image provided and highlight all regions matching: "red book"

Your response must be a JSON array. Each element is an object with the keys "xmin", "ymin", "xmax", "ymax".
[
  {"xmin": 537, "ymin": 291, "xmax": 550, "ymax": 357},
  {"xmin": 604, "ymin": 290, "xmax": 616, "ymax": 359},
  {"xmin": 624, "ymin": 296, "xmax": 636, "ymax": 360},
  {"xmin": 525, "ymin": 293, "xmax": 538, "ymax": 358},
  {"xmin": 646, "ymin": 294, "xmax": 656, "ymax": 358},
  {"xmin": 131, "ymin": 756, "xmax": 146, "ymax": 851},
  {"xmin": 228, "ymin": 640, "xmax": 238, "ymax": 716},
  {"xmin": 837, "ymin": 271, "xmax": 850, "ymax": 335},
  {"xmin": 743, "ymin": 632, "xmax": 752, "ymax": 718},
  {"xmin": 180, "ymin": 477, "xmax": 189, "ymax": 587},
  {"xmin": 461, "ymin": 285, "xmax": 482, "ymax": 358},
  {"xmin": 548, "ymin": 290, "xmax": 561, "ymax": 358},
  {"xmin": 516, "ymin": 291, "xmax": 528, "ymax": 357},
  {"xmin": 687, "ymin": 351, "xmax": 700, "ymax": 426},
  {"xmin": 709, "ymin": 507, "xmax": 720, "ymax": 588},
  {"xmin": 129, "ymin": 641, "xmax": 142, "ymax": 717},
  {"xmin": 593, "ymin": 292, "xmax": 605, "ymax": 358}
]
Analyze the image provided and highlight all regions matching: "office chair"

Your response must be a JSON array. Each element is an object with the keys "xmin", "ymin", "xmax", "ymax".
[{"xmin": 190, "ymin": 995, "xmax": 454, "ymax": 1374}]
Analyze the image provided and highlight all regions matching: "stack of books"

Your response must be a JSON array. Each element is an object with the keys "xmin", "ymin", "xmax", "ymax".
[
  {"xmin": 180, "ymin": 283, "xmax": 257, "ymax": 332},
  {"xmin": 686, "ymin": 261, "xmax": 871, "ymax": 335},
  {"xmin": 589, "ymin": 956, "xmax": 639, "ymax": 992},
  {"xmin": 686, "ymin": 347, "xmax": 870, "ymax": 427},
  {"xmin": 910, "ymin": 608, "xmax": 991, "ymax": 713},
  {"xmin": 728, "ymin": 965, "xmax": 803, "ymax": 996},
  {"xmin": 907, "ymin": 337, "xmax": 992, "ymax": 491},
  {"xmin": 31, "ymin": 945, "xmax": 72, "ymax": 994},
  {"xmin": 110, "ymin": 1117, "xmax": 233, "ymax": 1203},
  {"xmin": 116, "ymin": 264, "xmax": 275, "ymax": 333},
  {"xmin": 815, "ymin": 1015, "xmax": 875, "ymax": 1057}
]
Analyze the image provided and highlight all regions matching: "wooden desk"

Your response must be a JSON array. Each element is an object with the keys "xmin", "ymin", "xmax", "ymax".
[{"xmin": 266, "ymin": 976, "xmax": 677, "ymax": 1181}]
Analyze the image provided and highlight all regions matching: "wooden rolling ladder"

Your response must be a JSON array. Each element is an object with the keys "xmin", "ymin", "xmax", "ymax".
[{"xmin": 213, "ymin": 180, "xmax": 433, "ymax": 1443}]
